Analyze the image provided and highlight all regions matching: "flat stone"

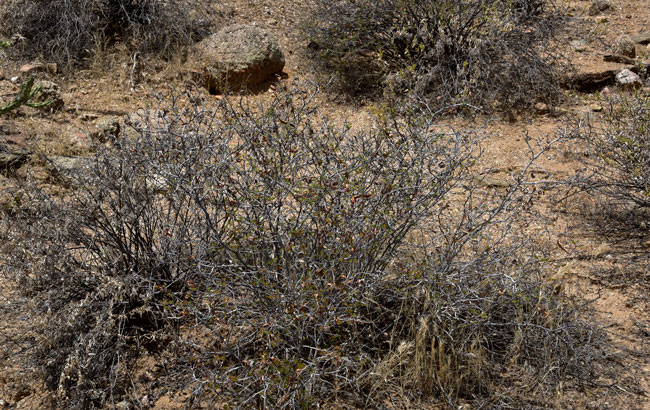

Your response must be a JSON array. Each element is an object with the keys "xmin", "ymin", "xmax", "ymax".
[
  {"xmin": 569, "ymin": 69, "xmax": 618, "ymax": 92},
  {"xmin": 630, "ymin": 32, "xmax": 650, "ymax": 44},
  {"xmin": 603, "ymin": 54, "xmax": 636, "ymax": 64},
  {"xmin": 46, "ymin": 155, "xmax": 94, "ymax": 184},
  {"xmin": 474, "ymin": 176, "xmax": 511, "ymax": 188},
  {"xmin": 19, "ymin": 62, "xmax": 57, "ymax": 75},
  {"xmin": 124, "ymin": 110, "xmax": 167, "ymax": 136}
]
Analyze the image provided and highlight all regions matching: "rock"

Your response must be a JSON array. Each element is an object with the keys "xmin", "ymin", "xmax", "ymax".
[
  {"xmin": 535, "ymin": 102, "xmax": 549, "ymax": 114},
  {"xmin": 91, "ymin": 118, "xmax": 120, "ymax": 143},
  {"xmin": 569, "ymin": 69, "xmax": 619, "ymax": 92},
  {"xmin": 0, "ymin": 399, "xmax": 9, "ymax": 407},
  {"xmin": 124, "ymin": 110, "xmax": 168, "ymax": 136},
  {"xmin": 0, "ymin": 143, "xmax": 30, "ymax": 169},
  {"xmin": 589, "ymin": 103, "xmax": 603, "ymax": 112},
  {"xmin": 570, "ymin": 39, "xmax": 589, "ymax": 52},
  {"xmin": 613, "ymin": 35, "xmax": 636, "ymax": 58},
  {"xmin": 47, "ymin": 155, "xmax": 94, "ymax": 183},
  {"xmin": 19, "ymin": 62, "xmax": 57, "ymax": 75},
  {"xmin": 603, "ymin": 54, "xmax": 636, "ymax": 64},
  {"xmin": 194, "ymin": 24, "xmax": 285, "ymax": 93},
  {"xmin": 589, "ymin": 0, "xmax": 611, "ymax": 15},
  {"xmin": 631, "ymin": 32, "xmax": 650, "ymax": 44},
  {"xmin": 115, "ymin": 401, "xmax": 130, "ymax": 410},
  {"xmin": 34, "ymin": 80, "xmax": 64, "ymax": 111},
  {"xmin": 474, "ymin": 176, "xmax": 511, "ymax": 188},
  {"xmin": 10, "ymin": 76, "xmax": 19, "ymax": 84},
  {"xmin": 616, "ymin": 68, "xmax": 643, "ymax": 90}
]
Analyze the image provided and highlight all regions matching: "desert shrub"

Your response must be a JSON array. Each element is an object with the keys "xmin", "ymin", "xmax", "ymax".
[
  {"xmin": 304, "ymin": 0, "xmax": 565, "ymax": 111},
  {"xmin": 1, "ymin": 84, "xmax": 600, "ymax": 408},
  {"xmin": 572, "ymin": 93, "xmax": 650, "ymax": 211},
  {"xmin": 0, "ymin": 0, "xmax": 218, "ymax": 68}
]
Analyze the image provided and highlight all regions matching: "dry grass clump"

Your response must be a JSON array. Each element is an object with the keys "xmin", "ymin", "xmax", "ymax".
[
  {"xmin": 303, "ymin": 0, "xmax": 566, "ymax": 112},
  {"xmin": 1, "ymin": 83, "xmax": 602, "ymax": 408},
  {"xmin": 0, "ymin": 0, "xmax": 219, "ymax": 69}
]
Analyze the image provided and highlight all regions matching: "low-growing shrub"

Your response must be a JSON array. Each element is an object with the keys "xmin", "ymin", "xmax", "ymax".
[
  {"xmin": 304, "ymin": 0, "xmax": 565, "ymax": 111},
  {"xmin": 1, "ymin": 84, "xmax": 600, "ymax": 408},
  {"xmin": 573, "ymin": 93, "xmax": 650, "ymax": 210},
  {"xmin": 0, "ymin": 0, "xmax": 218, "ymax": 68}
]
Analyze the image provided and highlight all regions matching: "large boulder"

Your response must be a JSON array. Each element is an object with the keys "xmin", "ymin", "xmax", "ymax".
[{"xmin": 194, "ymin": 24, "xmax": 285, "ymax": 93}]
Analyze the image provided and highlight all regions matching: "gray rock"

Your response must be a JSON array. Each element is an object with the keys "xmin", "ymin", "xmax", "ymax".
[
  {"xmin": 570, "ymin": 39, "xmax": 589, "ymax": 52},
  {"xmin": 125, "ymin": 109, "xmax": 167, "ymax": 130},
  {"xmin": 613, "ymin": 35, "xmax": 636, "ymax": 58},
  {"xmin": 589, "ymin": 0, "xmax": 611, "ymax": 15},
  {"xmin": 122, "ymin": 110, "xmax": 168, "ymax": 139},
  {"xmin": 47, "ymin": 155, "xmax": 94, "ymax": 183},
  {"xmin": 615, "ymin": 68, "xmax": 643, "ymax": 89},
  {"xmin": 194, "ymin": 24, "xmax": 285, "ymax": 93}
]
